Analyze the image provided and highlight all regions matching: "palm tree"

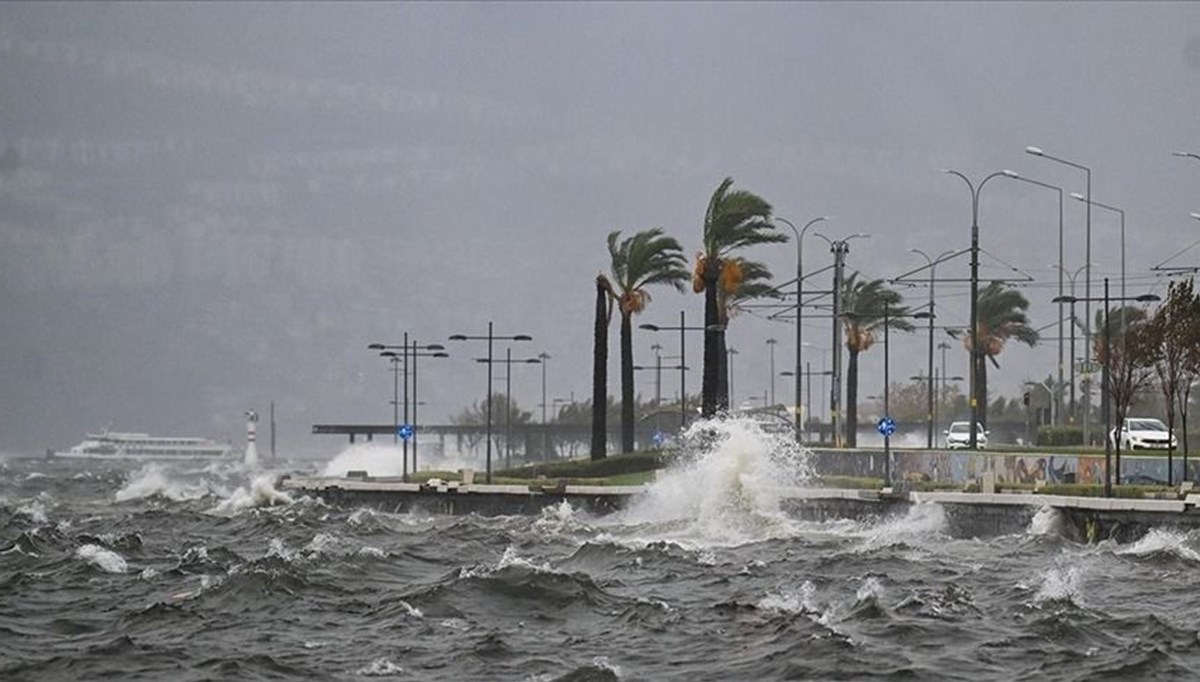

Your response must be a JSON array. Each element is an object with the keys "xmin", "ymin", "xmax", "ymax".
[
  {"xmin": 591, "ymin": 273, "xmax": 616, "ymax": 460},
  {"xmin": 963, "ymin": 281, "xmax": 1039, "ymax": 428},
  {"xmin": 607, "ymin": 229, "xmax": 690, "ymax": 453},
  {"xmin": 840, "ymin": 273, "xmax": 912, "ymax": 447},
  {"xmin": 717, "ymin": 260, "xmax": 780, "ymax": 404},
  {"xmin": 695, "ymin": 177, "xmax": 784, "ymax": 417}
]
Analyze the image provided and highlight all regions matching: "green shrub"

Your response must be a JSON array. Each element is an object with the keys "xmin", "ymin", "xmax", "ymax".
[{"xmin": 1037, "ymin": 425, "xmax": 1083, "ymax": 447}]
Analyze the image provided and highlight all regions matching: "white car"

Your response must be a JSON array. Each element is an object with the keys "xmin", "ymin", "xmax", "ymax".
[
  {"xmin": 944, "ymin": 421, "xmax": 988, "ymax": 449},
  {"xmin": 1110, "ymin": 418, "xmax": 1177, "ymax": 450}
]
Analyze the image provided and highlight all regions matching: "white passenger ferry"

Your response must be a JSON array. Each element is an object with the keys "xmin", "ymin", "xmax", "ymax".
[{"xmin": 58, "ymin": 430, "xmax": 233, "ymax": 460}]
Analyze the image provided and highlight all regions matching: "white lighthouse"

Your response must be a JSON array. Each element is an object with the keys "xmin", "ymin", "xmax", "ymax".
[{"xmin": 244, "ymin": 409, "xmax": 259, "ymax": 468}]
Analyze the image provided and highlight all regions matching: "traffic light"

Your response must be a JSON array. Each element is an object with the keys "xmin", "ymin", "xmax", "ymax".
[{"xmin": 1023, "ymin": 392, "xmax": 1030, "ymax": 406}]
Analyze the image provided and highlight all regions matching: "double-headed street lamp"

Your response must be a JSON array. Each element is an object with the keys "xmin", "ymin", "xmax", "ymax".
[
  {"xmin": 1002, "ymin": 170, "xmax": 1066, "ymax": 425},
  {"xmin": 641, "ymin": 310, "xmax": 716, "ymax": 429},
  {"xmin": 369, "ymin": 339, "xmax": 448, "ymax": 480},
  {"xmin": 478, "ymin": 348, "xmax": 541, "ymax": 469},
  {"xmin": 775, "ymin": 215, "xmax": 830, "ymax": 443},
  {"xmin": 813, "ymin": 231, "xmax": 869, "ymax": 448},
  {"xmin": 1053, "ymin": 281, "xmax": 1160, "ymax": 497},
  {"xmin": 943, "ymin": 168, "xmax": 1006, "ymax": 449},
  {"xmin": 448, "ymin": 323, "xmax": 532, "ymax": 483},
  {"xmin": 1027, "ymin": 146, "xmax": 1094, "ymax": 444},
  {"xmin": 909, "ymin": 248, "xmax": 953, "ymax": 448},
  {"xmin": 1053, "ymin": 262, "xmax": 1092, "ymax": 424}
]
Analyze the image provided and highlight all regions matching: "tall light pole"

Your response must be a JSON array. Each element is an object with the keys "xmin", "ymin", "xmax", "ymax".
[
  {"xmin": 538, "ymin": 352, "xmax": 551, "ymax": 460},
  {"xmin": 727, "ymin": 347, "xmax": 739, "ymax": 407},
  {"xmin": 1003, "ymin": 170, "xmax": 1065, "ymax": 425},
  {"xmin": 813, "ymin": 231, "xmax": 869, "ymax": 447},
  {"xmin": 478, "ymin": 348, "xmax": 541, "ymax": 469},
  {"xmin": 775, "ymin": 216, "xmax": 829, "ymax": 443},
  {"xmin": 1027, "ymin": 145, "xmax": 1092, "ymax": 444},
  {"xmin": 910, "ymin": 248, "xmax": 953, "ymax": 448},
  {"xmin": 448, "ymin": 323, "xmax": 532, "ymax": 484},
  {"xmin": 1053, "ymin": 281, "xmax": 1159, "ymax": 496},
  {"xmin": 376, "ymin": 341, "xmax": 447, "ymax": 479},
  {"xmin": 943, "ymin": 168, "xmax": 1006, "ymax": 449},
  {"xmin": 766, "ymin": 338, "xmax": 777, "ymax": 408},
  {"xmin": 1070, "ymin": 192, "xmax": 1126, "ymax": 306},
  {"xmin": 1053, "ymin": 262, "xmax": 1091, "ymax": 425},
  {"xmin": 641, "ymin": 310, "xmax": 709, "ymax": 430}
]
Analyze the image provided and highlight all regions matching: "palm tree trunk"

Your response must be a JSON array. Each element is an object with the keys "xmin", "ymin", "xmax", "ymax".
[
  {"xmin": 591, "ymin": 275, "xmax": 609, "ymax": 460},
  {"xmin": 620, "ymin": 309, "xmax": 635, "ymax": 453},
  {"xmin": 702, "ymin": 266, "xmax": 722, "ymax": 418},
  {"xmin": 846, "ymin": 348, "xmax": 859, "ymax": 448}
]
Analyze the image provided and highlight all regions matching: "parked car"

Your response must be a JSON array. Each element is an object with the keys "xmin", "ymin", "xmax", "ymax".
[
  {"xmin": 945, "ymin": 421, "xmax": 988, "ymax": 449},
  {"xmin": 1110, "ymin": 418, "xmax": 1177, "ymax": 450}
]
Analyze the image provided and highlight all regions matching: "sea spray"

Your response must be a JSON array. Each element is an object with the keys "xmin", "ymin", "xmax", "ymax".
[
  {"xmin": 321, "ymin": 443, "xmax": 405, "ymax": 478},
  {"xmin": 76, "ymin": 543, "xmax": 128, "ymax": 573},
  {"xmin": 614, "ymin": 416, "xmax": 812, "ymax": 546},
  {"xmin": 115, "ymin": 464, "xmax": 212, "ymax": 503},
  {"xmin": 211, "ymin": 474, "xmax": 294, "ymax": 514}
]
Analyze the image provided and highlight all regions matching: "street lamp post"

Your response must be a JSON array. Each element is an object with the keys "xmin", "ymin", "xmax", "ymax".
[
  {"xmin": 881, "ymin": 309, "xmax": 932, "ymax": 483},
  {"xmin": 375, "ymin": 341, "xmax": 447, "ymax": 479},
  {"xmin": 943, "ymin": 168, "xmax": 1006, "ymax": 449},
  {"xmin": 1053, "ymin": 263, "xmax": 1091, "ymax": 425},
  {"xmin": 910, "ymin": 248, "xmax": 953, "ymax": 448},
  {"xmin": 449, "ymin": 323, "xmax": 533, "ymax": 484},
  {"xmin": 478, "ymin": 348, "xmax": 541, "ymax": 469},
  {"xmin": 641, "ymin": 310, "xmax": 711, "ymax": 430},
  {"xmin": 775, "ymin": 216, "xmax": 829, "ymax": 443},
  {"xmin": 538, "ymin": 352, "xmax": 551, "ymax": 459},
  {"xmin": 1003, "ymin": 170, "xmax": 1065, "ymax": 425},
  {"xmin": 813, "ymin": 231, "xmax": 869, "ymax": 447},
  {"xmin": 1053, "ymin": 281, "xmax": 1159, "ymax": 496},
  {"xmin": 1027, "ymin": 146, "xmax": 1093, "ymax": 443}
]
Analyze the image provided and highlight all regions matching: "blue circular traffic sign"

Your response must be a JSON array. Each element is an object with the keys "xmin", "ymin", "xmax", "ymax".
[
  {"xmin": 876, "ymin": 416, "xmax": 897, "ymax": 437},
  {"xmin": 398, "ymin": 424, "xmax": 414, "ymax": 441}
]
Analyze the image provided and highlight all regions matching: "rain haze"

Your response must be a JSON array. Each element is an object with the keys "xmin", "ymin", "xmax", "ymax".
[{"xmin": 2, "ymin": 2, "xmax": 1198, "ymax": 456}]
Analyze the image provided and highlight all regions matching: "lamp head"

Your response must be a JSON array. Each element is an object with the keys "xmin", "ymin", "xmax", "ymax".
[
  {"xmin": 1069, "ymin": 192, "xmax": 1086, "ymax": 202},
  {"xmin": 432, "ymin": 352, "xmax": 450, "ymax": 358},
  {"xmin": 425, "ymin": 343, "xmax": 445, "ymax": 351},
  {"xmin": 1190, "ymin": 213, "xmax": 1200, "ymax": 221},
  {"xmin": 448, "ymin": 334, "xmax": 467, "ymax": 341},
  {"xmin": 1025, "ymin": 146, "xmax": 1044, "ymax": 156},
  {"xmin": 1135, "ymin": 294, "xmax": 1161, "ymax": 303},
  {"xmin": 1051, "ymin": 295, "xmax": 1077, "ymax": 304},
  {"xmin": 513, "ymin": 334, "xmax": 533, "ymax": 341},
  {"xmin": 640, "ymin": 324, "xmax": 661, "ymax": 331},
  {"xmin": 1002, "ymin": 169, "xmax": 1020, "ymax": 178},
  {"xmin": 380, "ymin": 351, "xmax": 399, "ymax": 358},
  {"xmin": 367, "ymin": 343, "xmax": 385, "ymax": 350}
]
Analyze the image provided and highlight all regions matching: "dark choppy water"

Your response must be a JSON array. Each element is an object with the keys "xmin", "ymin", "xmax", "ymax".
[{"xmin": 5, "ymin": 422, "xmax": 1200, "ymax": 681}]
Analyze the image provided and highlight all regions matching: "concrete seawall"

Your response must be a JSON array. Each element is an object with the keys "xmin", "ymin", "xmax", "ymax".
[{"xmin": 280, "ymin": 475, "xmax": 1200, "ymax": 543}]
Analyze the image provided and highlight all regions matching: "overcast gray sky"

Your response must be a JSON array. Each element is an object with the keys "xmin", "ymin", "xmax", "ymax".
[{"xmin": 2, "ymin": 2, "xmax": 1198, "ymax": 455}]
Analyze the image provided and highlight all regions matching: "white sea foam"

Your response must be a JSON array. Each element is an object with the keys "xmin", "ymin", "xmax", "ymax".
[
  {"xmin": 211, "ymin": 474, "xmax": 293, "ymax": 514},
  {"xmin": 461, "ymin": 545, "xmax": 551, "ymax": 579},
  {"xmin": 614, "ymin": 417, "xmax": 812, "ymax": 547},
  {"xmin": 1117, "ymin": 528, "xmax": 1200, "ymax": 562},
  {"xmin": 76, "ymin": 543, "xmax": 128, "ymax": 573},
  {"xmin": 115, "ymin": 464, "xmax": 210, "ymax": 502},
  {"xmin": 16, "ymin": 500, "xmax": 48, "ymax": 524},
  {"xmin": 1028, "ymin": 505, "xmax": 1063, "ymax": 537},
  {"xmin": 321, "ymin": 443, "xmax": 404, "ymax": 478},
  {"xmin": 355, "ymin": 657, "xmax": 405, "ymax": 676},
  {"xmin": 856, "ymin": 575, "xmax": 886, "ymax": 602},
  {"xmin": 851, "ymin": 501, "xmax": 947, "ymax": 552},
  {"xmin": 1030, "ymin": 560, "xmax": 1085, "ymax": 605},
  {"xmin": 759, "ymin": 580, "xmax": 819, "ymax": 615}
]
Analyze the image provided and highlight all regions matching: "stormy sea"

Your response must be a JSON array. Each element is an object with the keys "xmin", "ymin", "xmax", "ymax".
[{"xmin": 4, "ymin": 419, "xmax": 1200, "ymax": 681}]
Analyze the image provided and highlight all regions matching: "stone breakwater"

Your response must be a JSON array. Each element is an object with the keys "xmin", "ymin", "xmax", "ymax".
[{"xmin": 280, "ymin": 474, "xmax": 1200, "ymax": 543}]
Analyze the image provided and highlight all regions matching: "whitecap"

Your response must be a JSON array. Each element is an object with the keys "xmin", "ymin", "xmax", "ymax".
[
  {"xmin": 76, "ymin": 543, "xmax": 128, "ymax": 573},
  {"xmin": 355, "ymin": 657, "xmax": 404, "ymax": 676},
  {"xmin": 210, "ymin": 474, "xmax": 293, "ymax": 514},
  {"xmin": 1116, "ymin": 528, "xmax": 1200, "ymax": 562},
  {"xmin": 115, "ymin": 464, "xmax": 209, "ymax": 503},
  {"xmin": 1028, "ymin": 505, "xmax": 1063, "ymax": 537},
  {"xmin": 16, "ymin": 500, "xmax": 48, "ymax": 524}
]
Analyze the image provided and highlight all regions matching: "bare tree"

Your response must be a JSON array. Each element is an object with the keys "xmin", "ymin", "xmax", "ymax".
[{"xmin": 1099, "ymin": 305, "xmax": 1156, "ymax": 483}]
